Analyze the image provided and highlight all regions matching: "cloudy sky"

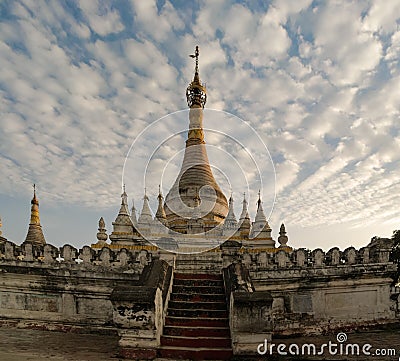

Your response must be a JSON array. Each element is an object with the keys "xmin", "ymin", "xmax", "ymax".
[{"xmin": 0, "ymin": 0, "xmax": 399, "ymax": 250}]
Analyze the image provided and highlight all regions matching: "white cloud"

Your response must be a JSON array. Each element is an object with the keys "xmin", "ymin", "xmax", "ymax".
[
  {"xmin": 275, "ymin": 160, "xmax": 300, "ymax": 193},
  {"xmin": 0, "ymin": 0, "xmax": 399, "ymax": 247},
  {"xmin": 77, "ymin": 0, "xmax": 124, "ymax": 36},
  {"xmin": 300, "ymin": 1, "xmax": 383, "ymax": 86},
  {"xmin": 131, "ymin": 0, "xmax": 184, "ymax": 42},
  {"xmin": 363, "ymin": 1, "xmax": 400, "ymax": 34}
]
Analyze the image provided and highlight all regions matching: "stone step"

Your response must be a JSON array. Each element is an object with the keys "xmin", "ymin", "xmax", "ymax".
[
  {"xmin": 174, "ymin": 273, "xmax": 223, "ymax": 281},
  {"xmin": 158, "ymin": 346, "xmax": 233, "ymax": 360},
  {"xmin": 174, "ymin": 255, "xmax": 222, "ymax": 265},
  {"xmin": 170, "ymin": 292, "xmax": 226, "ymax": 302},
  {"xmin": 168, "ymin": 300, "xmax": 227, "ymax": 310},
  {"xmin": 165, "ymin": 316, "xmax": 229, "ymax": 328},
  {"xmin": 174, "ymin": 266, "xmax": 223, "ymax": 274},
  {"xmin": 163, "ymin": 325, "xmax": 230, "ymax": 338},
  {"xmin": 161, "ymin": 335, "xmax": 231, "ymax": 348},
  {"xmin": 167, "ymin": 308, "xmax": 228, "ymax": 318},
  {"xmin": 173, "ymin": 278, "xmax": 224, "ymax": 287},
  {"xmin": 172, "ymin": 285, "xmax": 225, "ymax": 295}
]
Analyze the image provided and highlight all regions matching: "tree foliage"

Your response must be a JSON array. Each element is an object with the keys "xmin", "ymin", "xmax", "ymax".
[{"xmin": 390, "ymin": 230, "xmax": 400, "ymax": 285}]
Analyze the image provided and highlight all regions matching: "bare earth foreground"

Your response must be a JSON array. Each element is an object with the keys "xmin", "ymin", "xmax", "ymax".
[
  {"xmin": 0, "ymin": 326, "xmax": 400, "ymax": 361},
  {"xmin": 0, "ymin": 327, "xmax": 120, "ymax": 361}
]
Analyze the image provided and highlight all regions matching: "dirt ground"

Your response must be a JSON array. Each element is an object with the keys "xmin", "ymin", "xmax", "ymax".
[{"xmin": 0, "ymin": 327, "xmax": 120, "ymax": 361}]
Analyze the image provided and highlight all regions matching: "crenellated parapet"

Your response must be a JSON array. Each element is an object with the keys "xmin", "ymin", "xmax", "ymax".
[
  {"xmin": 0, "ymin": 240, "xmax": 155, "ymax": 274},
  {"xmin": 238, "ymin": 240, "xmax": 394, "ymax": 273},
  {"xmin": 1, "ymin": 238, "xmax": 394, "ymax": 275}
]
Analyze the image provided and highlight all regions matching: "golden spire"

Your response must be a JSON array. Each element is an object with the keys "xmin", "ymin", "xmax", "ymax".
[
  {"xmin": 25, "ymin": 184, "xmax": 46, "ymax": 245},
  {"xmin": 250, "ymin": 191, "xmax": 274, "ymax": 245},
  {"xmin": 164, "ymin": 46, "xmax": 228, "ymax": 233},
  {"xmin": 238, "ymin": 192, "xmax": 251, "ymax": 238},
  {"xmin": 138, "ymin": 188, "xmax": 153, "ymax": 224},
  {"xmin": 155, "ymin": 185, "xmax": 167, "ymax": 224},
  {"xmin": 30, "ymin": 184, "xmax": 40, "ymax": 224}
]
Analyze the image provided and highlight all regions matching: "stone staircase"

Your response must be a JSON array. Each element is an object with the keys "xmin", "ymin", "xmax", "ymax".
[
  {"xmin": 173, "ymin": 252, "xmax": 223, "ymax": 274},
  {"xmin": 158, "ymin": 272, "xmax": 233, "ymax": 360}
]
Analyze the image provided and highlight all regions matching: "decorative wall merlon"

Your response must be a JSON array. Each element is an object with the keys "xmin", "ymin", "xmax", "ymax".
[
  {"xmin": 0, "ymin": 240, "xmax": 153, "ymax": 273},
  {"xmin": 239, "ymin": 242, "xmax": 395, "ymax": 271}
]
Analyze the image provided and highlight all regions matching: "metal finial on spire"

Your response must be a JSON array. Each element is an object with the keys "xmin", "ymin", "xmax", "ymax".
[
  {"xmin": 189, "ymin": 45, "xmax": 200, "ymax": 75},
  {"xmin": 186, "ymin": 45, "xmax": 207, "ymax": 108},
  {"xmin": 120, "ymin": 185, "xmax": 128, "ymax": 207},
  {"xmin": 143, "ymin": 187, "xmax": 150, "ymax": 202},
  {"xmin": 33, "ymin": 183, "xmax": 37, "ymax": 199},
  {"xmin": 121, "ymin": 184, "xmax": 128, "ymax": 205},
  {"xmin": 131, "ymin": 200, "xmax": 138, "ymax": 228},
  {"xmin": 158, "ymin": 185, "xmax": 163, "ymax": 201},
  {"xmin": 240, "ymin": 192, "xmax": 249, "ymax": 220},
  {"xmin": 31, "ymin": 183, "xmax": 38, "ymax": 205},
  {"xmin": 257, "ymin": 189, "xmax": 261, "ymax": 208}
]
